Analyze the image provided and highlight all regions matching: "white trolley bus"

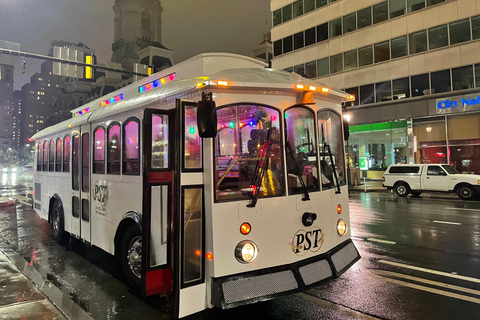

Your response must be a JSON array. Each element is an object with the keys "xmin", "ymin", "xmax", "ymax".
[{"xmin": 32, "ymin": 53, "xmax": 360, "ymax": 318}]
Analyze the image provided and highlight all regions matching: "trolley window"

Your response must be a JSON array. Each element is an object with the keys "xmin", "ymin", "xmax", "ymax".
[
  {"xmin": 49, "ymin": 140, "xmax": 55, "ymax": 172},
  {"xmin": 37, "ymin": 142, "xmax": 43, "ymax": 171},
  {"xmin": 93, "ymin": 127, "xmax": 105, "ymax": 174},
  {"xmin": 123, "ymin": 118, "xmax": 140, "ymax": 175},
  {"xmin": 63, "ymin": 135, "xmax": 70, "ymax": 172},
  {"xmin": 43, "ymin": 140, "xmax": 49, "ymax": 172},
  {"xmin": 184, "ymin": 105, "xmax": 202, "ymax": 170},
  {"xmin": 151, "ymin": 115, "xmax": 169, "ymax": 169},
  {"xmin": 318, "ymin": 110, "xmax": 346, "ymax": 189},
  {"xmin": 285, "ymin": 107, "xmax": 319, "ymax": 194},
  {"xmin": 107, "ymin": 123, "xmax": 121, "ymax": 174},
  {"xmin": 72, "ymin": 135, "xmax": 79, "ymax": 190},
  {"xmin": 56, "ymin": 138, "xmax": 62, "ymax": 172},
  {"xmin": 82, "ymin": 133, "xmax": 90, "ymax": 192},
  {"xmin": 215, "ymin": 104, "xmax": 284, "ymax": 201}
]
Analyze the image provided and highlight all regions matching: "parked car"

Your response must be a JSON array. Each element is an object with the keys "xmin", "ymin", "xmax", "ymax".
[{"xmin": 383, "ymin": 164, "xmax": 480, "ymax": 200}]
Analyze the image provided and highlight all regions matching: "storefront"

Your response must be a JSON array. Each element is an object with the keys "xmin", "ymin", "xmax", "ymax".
[{"xmin": 347, "ymin": 92, "xmax": 480, "ymax": 176}]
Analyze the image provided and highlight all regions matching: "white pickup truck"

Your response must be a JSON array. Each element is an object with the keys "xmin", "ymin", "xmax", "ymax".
[{"xmin": 383, "ymin": 164, "xmax": 480, "ymax": 200}]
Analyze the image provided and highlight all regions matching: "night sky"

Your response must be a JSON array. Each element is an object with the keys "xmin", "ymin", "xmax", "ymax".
[{"xmin": 0, "ymin": 0, "xmax": 271, "ymax": 90}]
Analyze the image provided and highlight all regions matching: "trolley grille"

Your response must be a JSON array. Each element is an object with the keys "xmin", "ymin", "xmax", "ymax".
[
  {"xmin": 331, "ymin": 242, "xmax": 357, "ymax": 273},
  {"xmin": 222, "ymin": 270, "xmax": 297, "ymax": 304},
  {"xmin": 299, "ymin": 259, "xmax": 332, "ymax": 285}
]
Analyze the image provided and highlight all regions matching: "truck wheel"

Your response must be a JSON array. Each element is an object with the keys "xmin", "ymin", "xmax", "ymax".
[
  {"xmin": 394, "ymin": 182, "xmax": 410, "ymax": 197},
  {"xmin": 457, "ymin": 185, "xmax": 475, "ymax": 200},
  {"xmin": 121, "ymin": 225, "xmax": 142, "ymax": 289},
  {"xmin": 51, "ymin": 199, "xmax": 67, "ymax": 244}
]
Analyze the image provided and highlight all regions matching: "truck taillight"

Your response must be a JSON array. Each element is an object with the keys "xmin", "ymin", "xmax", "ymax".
[{"xmin": 383, "ymin": 176, "xmax": 385, "ymax": 181}]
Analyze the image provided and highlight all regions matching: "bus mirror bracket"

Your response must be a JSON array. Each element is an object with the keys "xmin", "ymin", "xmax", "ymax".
[{"xmin": 197, "ymin": 92, "xmax": 217, "ymax": 138}]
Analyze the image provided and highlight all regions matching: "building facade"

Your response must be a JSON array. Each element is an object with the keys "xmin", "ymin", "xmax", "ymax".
[
  {"xmin": 12, "ymin": 90, "xmax": 22, "ymax": 150},
  {"xmin": 271, "ymin": 0, "xmax": 480, "ymax": 175}
]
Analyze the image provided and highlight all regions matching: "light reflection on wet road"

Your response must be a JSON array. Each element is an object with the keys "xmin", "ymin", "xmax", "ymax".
[{"xmin": 3, "ymin": 171, "xmax": 480, "ymax": 319}]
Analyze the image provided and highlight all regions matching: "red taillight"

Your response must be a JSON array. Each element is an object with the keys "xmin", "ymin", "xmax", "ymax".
[{"xmin": 383, "ymin": 176, "xmax": 385, "ymax": 181}]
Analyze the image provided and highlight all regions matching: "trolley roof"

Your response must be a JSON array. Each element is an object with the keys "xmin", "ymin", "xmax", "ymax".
[{"xmin": 33, "ymin": 53, "xmax": 349, "ymax": 139}]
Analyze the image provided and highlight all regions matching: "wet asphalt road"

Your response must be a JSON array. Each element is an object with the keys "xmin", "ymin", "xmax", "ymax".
[{"xmin": 2, "ymin": 171, "xmax": 480, "ymax": 319}]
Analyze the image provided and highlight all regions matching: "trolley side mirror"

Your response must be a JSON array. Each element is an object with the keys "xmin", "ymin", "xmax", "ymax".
[
  {"xmin": 197, "ymin": 93, "xmax": 217, "ymax": 138},
  {"xmin": 343, "ymin": 119, "xmax": 350, "ymax": 141}
]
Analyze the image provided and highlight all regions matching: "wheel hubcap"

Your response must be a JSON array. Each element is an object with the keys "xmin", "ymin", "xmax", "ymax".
[
  {"xmin": 127, "ymin": 236, "xmax": 142, "ymax": 279},
  {"xmin": 461, "ymin": 188, "xmax": 472, "ymax": 198},
  {"xmin": 398, "ymin": 186, "xmax": 406, "ymax": 195}
]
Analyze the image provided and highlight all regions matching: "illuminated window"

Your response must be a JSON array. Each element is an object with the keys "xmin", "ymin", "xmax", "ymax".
[
  {"xmin": 56, "ymin": 138, "xmax": 63, "ymax": 172},
  {"xmin": 184, "ymin": 105, "xmax": 201, "ymax": 170},
  {"xmin": 108, "ymin": 123, "xmax": 121, "ymax": 174},
  {"xmin": 123, "ymin": 118, "xmax": 140, "ymax": 175},
  {"xmin": 93, "ymin": 127, "xmax": 105, "ymax": 174}
]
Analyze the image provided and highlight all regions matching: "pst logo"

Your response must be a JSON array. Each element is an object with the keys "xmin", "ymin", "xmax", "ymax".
[
  {"xmin": 290, "ymin": 227, "xmax": 324, "ymax": 256},
  {"xmin": 93, "ymin": 181, "xmax": 108, "ymax": 205}
]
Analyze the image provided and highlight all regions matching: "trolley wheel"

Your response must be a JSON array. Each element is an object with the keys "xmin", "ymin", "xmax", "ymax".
[
  {"xmin": 457, "ymin": 185, "xmax": 475, "ymax": 201},
  {"xmin": 121, "ymin": 224, "xmax": 142, "ymax": 289},
  {"xmin": 394, "ymin": 182, "xmax": 410, "ymax": 197},
  {"xmin": 51, "ymin": 199, "xmax": 67, "ymax": 244}
]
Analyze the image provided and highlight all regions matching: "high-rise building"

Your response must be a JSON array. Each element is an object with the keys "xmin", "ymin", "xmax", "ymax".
[
  {"xmin": 111, "ymin": 0, "xmax": 174, "ymax": 72},
  {"xmin": 271, "ymin": 0, "xmax": 480, "ymax": 174}
]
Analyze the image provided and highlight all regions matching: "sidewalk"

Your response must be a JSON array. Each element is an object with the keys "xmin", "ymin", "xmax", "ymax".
[{"xmin": 348, "ymin": 179, "xmax": 386, "ymax": 192}]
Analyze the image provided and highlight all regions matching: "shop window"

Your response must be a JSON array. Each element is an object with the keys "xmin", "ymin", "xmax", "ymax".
[
  {"xmin": 427, "ymin": 0, "xmax": 445, "ymax": 6},
  {"xmin": 449, "ymin": 19, "xmax": 471, "ymax": 45},
  {"xmin": 448, "ymin": 113, "xmax": 480, "ymax": 173},
  {"xmin": 392, "ymin": 78, "xmax": 410, "ymax": 100},
  {"xmin": 215, "ymin": 104, "xmax": 283, "ymax": 202},
  {"xmin": 37, "ymin": 142, "xmax": 43, "ymax": 171},
  {"xmin": 430, "ymin": 69, "xmax": 451, "ymax": 94},
  {"xmin": 82, "ymin": 133, "xmax": 90, "ymax": 192},
  {"xmin": 344, "ymin": 50, "xmax": 358, "ymax": 71},
  {"xmin": 63, "ymin": 135, "xmax": 70, "ymax": 172},
  {"xmin": 360, "ymin": 84, "xmax": 375, "ymax": 104},
  {"xmin": 344, "ymin": 87, "xmax": 359, "ymax": 105},
  {"xmin": 151, "ymin": 115, "xmax": 169, "ymax": 169},
  {"xmin": 273, "ymin": 9, "xmax": 282, "ymax": 26},
  {"xmin": 359, "ymin": 45, "xmax": 373, "ymax": 67},
  {"xmin": 274, "ymin": 40, "xmax": 282, "ymax": 57},
  {"xmin": 293, "ymin": 0, "xmax": 303, "ymax": 18},
  {"xmin": 411, "ymin": 73, "xmax": 430, "ymax": 96},
  {"xmin": 49, "ymin": 140, "xmax": 55, "ymax": 172},
  {"xmin": 318, "ymin": 110, "xmax": 346, "ymax": 189},
  {"xmin": 108, "ymin": 123, "xmax": 121, "ymax": 174},
  {"xmin": 329, "ymin": 18, "xmax": 342, "ymax": 38},
  {"xmin": 283, "ymin": 36, "xmax": 293, "ymax": 54},
  {"xmin": 391, "ymin": 36, "xmax": 408, "ymax": 59},
  {"xmin": 283, "ymin": 4, "xmax": 292, "ymax": 22},
  {"xmin": 472, "ymin": 15, "xmax": 480, "ymax": 40},
  {"xmin": 294, "ymin": 32, "xmax": 304, "ymax": 50},
  {"xmin": 409, "ymin": 30, "xmax": 427, "ymax": 54},
  {"xmin": 389, "ymin": 0, "xmax": 406, "ymax": 18},
  {"xmin": 413, "ymin": 120, "xmax": 447, "ymax": 166},
  {"xmin": 343, "ymin": 12, "xmax": 356, "ymax": 34},
  {"xmin": 184, "ymin": 105, "xmax": 202, "ymax": 170},
  {"xmin": 374, "ymin": 41, "xmax": 390, "ymax": 63},
  {"xmin": 428, "ymin": 25, "xmax": 448, "ymax": 50},
  {"xmin": 305, "ymin": 0, "xmax": 315, "ymax": 13},
  {"xmin": 316, "ymin": 0, "xmax": 327, "ymax": 8},
  {"xmin": 317, "ymin": 57, "xmax": 329, "ymax": 76},
  {"xmin": 72, "ymin": 135, "xmax": 79, "ymax": 190},
  {"xmin": 43, "ymin": 140, "xmax": 49, "ymax": 171},
  {"xmin": 450, "ymin": 145, "xmax": 480, "ymax": 174},
  {"xmin": 317, "ymin": 23, "xmax": 328, "ymax": 42},
  {"xmin": 330, "ymin": 54, "xmax": 343, "ymax": 74},
  {"xmin": 357, "ymin": 7, "xmax": 372, "ymax": 29},
  {"xmin": 373, "ymin": 1, "xmax": 388, "ymax": 24},
  {"xmin": 56, "ymin": 138, "xmax": 62, "ymax": 172},
  {"xmin": 123, "ymin": 118, "xmax": 140, "ymax": 175},
  {"xmin": 452, "ymin": 65, "xmax": 474, "ymax": 91},
  {"xmin": 294, "ymin": 64, "xmax": 305, "ymax": 76},
  {"xmin": 93, "ymin": 127, "xmax": 105, "ymax": 174},
  {"xmin": 375, "ymin": 81, "xmax": 392, "ymax": 102},
  {"xmin": 408, "ymin": 0, "xmax": 425, "ymax": 13},
  {"xmin": 285, "ymin": 107, "xmax": 319, "ymax": 194},
  {"xmin": 305, "ymin": 27, "xmax": 316, "ymax": 46},
  {"xmin": 305, "ymin": 61, "xmax": 317, "ymax": 78}
]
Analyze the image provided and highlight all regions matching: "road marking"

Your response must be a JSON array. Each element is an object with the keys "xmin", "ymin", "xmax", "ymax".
[
  {"xmin": 368, "ymin": 269, "xmax": 480, "ymax": 305},
  {"xmin": 296, "ymin": 293, "xmax": 381, "ymax": 319},
  {"xmin": 379, "ymin": 260, "xmax": 480, "ymax": 284},
  {"xmin": 446, "ymin": 207, "xmax": 480, "ymax": 212},
  {"xmin": 433, "ymin": 220, "xmax": 461, "ymax": 225},
  {"xmin": 366, "ymin": 238, "xmax": 396, "ymax": 245}
]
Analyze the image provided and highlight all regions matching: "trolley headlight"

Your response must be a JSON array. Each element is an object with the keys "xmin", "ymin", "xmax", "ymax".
[
  {"xmin": 337, "ymin": 219, "xmax": 348, "ymax": 236},
  {"xmin": 235, "ymin": 241, "xmax": 258, "ymax": 263}
]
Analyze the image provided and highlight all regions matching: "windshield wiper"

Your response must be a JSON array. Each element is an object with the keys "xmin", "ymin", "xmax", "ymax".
[
  {"xmin": 286, "ymin": 141, "xmax": 310, "ymax": 201},
  {"xmin": 247, "ymin": 135, "xmax": 272, "ymax": 208},
  {"xmin": 321, "ymin": 124, "xmax": 341, "ymax": 194}
]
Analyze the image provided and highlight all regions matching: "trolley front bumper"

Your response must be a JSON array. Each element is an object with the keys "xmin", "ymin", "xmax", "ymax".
[{"xmin": 211, "ymin": 238, "xmax": 360, "ymax": 310}]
